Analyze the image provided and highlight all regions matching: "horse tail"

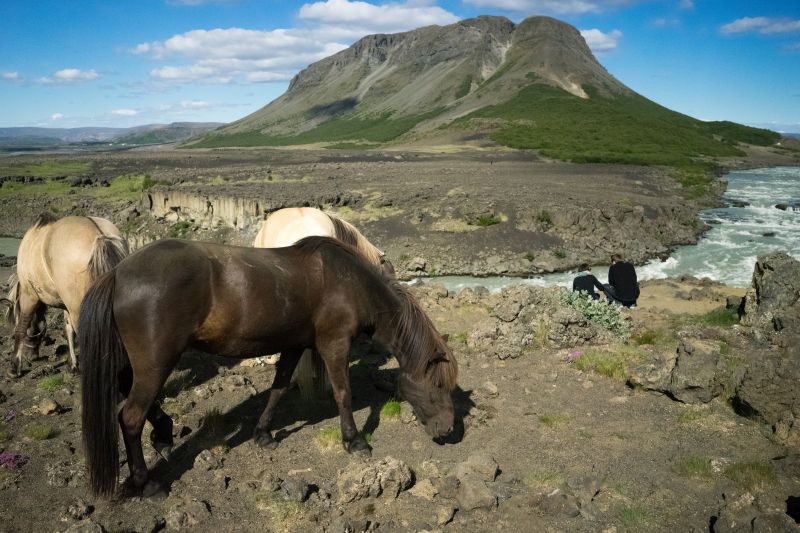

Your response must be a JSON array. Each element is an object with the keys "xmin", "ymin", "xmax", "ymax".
[
  {"xmin": 1, "ymin": 273, "xmax": 20, "ymax": 326},
  {"xmin": 79, "ymin": 271, "xmax": 126, "ymax": 497},
  {"xmin": 327, "ymin": 212, "xmax": 385, "ymax": 268},
  {"xmin": 87, "ymin": 235, "xmax": 128, "ymax": 281},
  {"xmin": 294, "ymin": 349, "xmax": 330, "ymax": 401}
]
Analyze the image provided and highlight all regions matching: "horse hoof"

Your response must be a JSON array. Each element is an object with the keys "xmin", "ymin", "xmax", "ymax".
[
  {"xmin": 153, "ymin": 444, "xmax": 172, "ymax": 460},
  {"xmin": 253, "ymin": 432, "xmax": 278, "ymax": 450},
  {"xmin": 141, "ymin": 480, "xmax": 168, "ymax": 500},
  {"xmin": 344, "ymin": 439, "xmax": 372, "ymax": 457}
]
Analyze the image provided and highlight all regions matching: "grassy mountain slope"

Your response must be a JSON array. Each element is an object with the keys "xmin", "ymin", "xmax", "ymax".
[{"xmin": 189, "ymin": 15, "xmax": 781, "ymax": 172}]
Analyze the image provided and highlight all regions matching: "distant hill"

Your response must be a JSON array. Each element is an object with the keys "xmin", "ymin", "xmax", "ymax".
[
  {"xmin": 190, "ymin": 15, "xmax": 780, "ymax": 170},
  {"xmin": 0, "ymin": 122, "xmax": 224, "ymax": 148}
]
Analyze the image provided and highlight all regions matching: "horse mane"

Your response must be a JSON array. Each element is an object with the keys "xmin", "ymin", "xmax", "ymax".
[
  {"xmin": 292, "ymin": 235, "xmax": 457, "ymax": 390},
  {"xmin": 390, "ymin": 282, "xmax": 458, "ymax": 390},
  {"xmin": 326, "ymin": 212, "xmax": 385, "ymax": 267},
  {"xmin": 33, "ymin": 212, "xmax": 60, "ymax": 229}
]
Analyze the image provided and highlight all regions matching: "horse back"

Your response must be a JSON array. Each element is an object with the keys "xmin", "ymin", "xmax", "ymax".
[
  {"xmin": 113, "ymin": 240, "xmax": 325, "ymax": 357},
  {"xmin": 254, "ymin": 207, "xmax": 335, "ymax": 248}
]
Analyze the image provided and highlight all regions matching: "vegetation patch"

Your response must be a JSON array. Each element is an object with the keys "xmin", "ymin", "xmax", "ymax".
[
  {"xmin": 198, "ymin": 407, "xmax": 227, "ymax": 446},
  {"xmin": 525, "ymin": 469, "xmax": 564, "ymax": 488},
  {"xmin": 380, "ymin": 399, "xmax": 402, "ymax": 419},
  {"xmin": 618, "ymin": 505, "xmax": 649, "ymax": 530},
  {"xmin": 673, "ymin": 307, "xmax": 739, "ymax": 328},
  {"xmin": 470, "ymin": 214, "xmax": 503, "ymax": 227},
  {"xmin": 573, "ymin": 349, "xmax": 627, "ymax": 380},
  {"xmin": 314, "ymin": 426, "xmax": 342, "ymax": 451},
  {"xmin": 0, "ymin": 423, "xmax": 10, "ymax": 444},
  {"xmin": 524, "ymin": 251, "xmax": 536, "ymax": 262},
  {"xmin": 0, "ymin": 160, "xmax": 91, "ymax": 178},
  {"xmin": 168, "ymin": 220, "xmax": 194, "ymax": 238},
  {"xmin": 455, "ymin": 75, "xmax": 473, "ymax": 99},
  {"xmin": 674, "ymin": 455, "xmax": 714, "ymax": 479},
  {"xmin": 38, "ymin": 374, "xmax": 65, "ymax": 393},
  {"xmin": 631, "ymin": 328, "xmax": 674, "ymax": 347},
  {"xmin": 24, "ymin": 423, "xmax": 57, "ymax": 441},
  {"xmin": 538, "ymin": 413, "xmax": 569, "ymax": 428},
  {"xmin": 675, "ymin": 406, "xmax": 706, "ymax": 423},
  {"xmin": 561, "ymin": 291, "xmax": 630, "ymax": 339},
  {"xmin": 432, "ymin": 217, "xmax": 479, "ymax": 233},
  {"xmin": 192, "ymin": 108, "xmax": 446, "ymax": 148},
  {"xmin": 253, "ymin": 490, "xmax": 304, "ymax": 530},
  {"xmin": 724, "ymin": 461, "xmax": 776, "ymax": 490}
]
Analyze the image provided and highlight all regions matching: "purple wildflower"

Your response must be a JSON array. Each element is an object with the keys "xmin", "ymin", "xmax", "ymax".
[
  {"xmin": 564, "ymin": 350, "xmax": 583, "ymax": 363},
  {"xmin": 3, "ymin": 410, "xmax": 16, "ymax": 422},
  {"xmin": 0, "ymin": 451, "xmax": 29, "ymax": 469}
]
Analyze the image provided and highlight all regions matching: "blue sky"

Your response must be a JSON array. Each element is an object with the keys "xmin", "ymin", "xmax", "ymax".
[{"xmin": 1, "ymin": 0, "xmax": 799, "ymax": 132}]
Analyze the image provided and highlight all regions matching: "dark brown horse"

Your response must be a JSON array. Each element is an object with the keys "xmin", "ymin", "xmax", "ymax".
[{"xmin": 79, "ymin": 236, "xmax": 458, "ymax": 497}]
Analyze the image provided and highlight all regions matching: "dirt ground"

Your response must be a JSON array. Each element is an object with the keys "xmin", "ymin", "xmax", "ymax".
[{"xmin": 0, "ymin": 269, "xmax": 797, "ymax": 533}]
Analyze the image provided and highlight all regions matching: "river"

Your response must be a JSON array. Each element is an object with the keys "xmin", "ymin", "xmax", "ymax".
[
  {"xmin": 0, "ymin": 167, "xmax": 797, "ymax": 289},
  {"xmin": 422, "ymin": 166, "xmax": 800, "ymax": 291}
]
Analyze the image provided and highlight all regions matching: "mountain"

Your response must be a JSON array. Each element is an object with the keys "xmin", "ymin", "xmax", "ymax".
[
  {"xmin": 0, "ymin": 122, "xmax": 224, "ymax": 148},
  {"xmin": 191, "ymin": 15, "xmax": 780, "ymax": 171}
]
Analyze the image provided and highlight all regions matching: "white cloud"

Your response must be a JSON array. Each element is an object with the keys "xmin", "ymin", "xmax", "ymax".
[
  {"xmin": 39, "ymin": 68, "xmax": 99, "ymax": 84},
  {"xmin": 298, "ymin": 0, "xmax": 459, "ymax": 30},
  {"xmin": 180, "ymin": 100, "xmax": 211, "ymax": 109},
  {"xmin": 580, "ymin": 28, "xmax": 623, "ymax": 52},
  {"xmin": 461, "ymin": 0, "xmax": 638, "ymax": 15},
  {"xmin": 134, "ymin": 1, "xmax": 459, "ymax": 85},
  {"xmin": 678, "ymin": 0, "xmax": 693, "ymax": 10},
  {"xmin": 51, "ymin": 113, "xmax": 64, "ymax": 121},
  {"xmin": 2, "ymin": 71, "xmax": 20, "ymax": 80},
  {"xmin": 112, "ymin": 108, "xmax": 139, "ymax": 116},
  {"xmin": 721, "ymin": 17, "xmax": 800, "ymax": 35}
]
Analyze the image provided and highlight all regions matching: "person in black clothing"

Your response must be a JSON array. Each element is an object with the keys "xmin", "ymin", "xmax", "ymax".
[
  {"xmin": 603, "ymin": 253, "xmax": 640, "ymax": 308},
  {"xmin": 572, "ymin": 263, "xmax": 605, "ymax": 300}
]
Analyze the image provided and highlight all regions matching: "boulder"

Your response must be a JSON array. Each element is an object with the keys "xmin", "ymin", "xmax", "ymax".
[
  {"xmin": 668, "ymin": 339, "xmax": 723, "ymax": 404},
  {"xmin": 336, "ymin": 456, "xmax": 413, "ymax": 503}
]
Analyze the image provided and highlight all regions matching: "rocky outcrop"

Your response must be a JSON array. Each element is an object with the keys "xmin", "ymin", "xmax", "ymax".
[{"xmin": 741, "ymin": 251, "xmax": 800, "ymax": 346}]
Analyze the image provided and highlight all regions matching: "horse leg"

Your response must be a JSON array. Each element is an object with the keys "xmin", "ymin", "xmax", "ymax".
[
  {"xmin": 119, "ymin": 370, "xmax": 171, "ymax": 496},
  {"xmin": 252, "ymin": 348, "xmax": 303, "ymax": 449},
  {"xmin": 147, "ymin": 403, "xmax": 174, "ymax": 459},
  {"xmin": 64, "ymin": 310, "xmax": 77, "ymax": 371},
  {"xmin": 8, "ymin": 289, "xmax": 42, "ymax": 377},
  {"xmin": 317, "ymin": 335, "xmax": 370, "ymax": 455}
]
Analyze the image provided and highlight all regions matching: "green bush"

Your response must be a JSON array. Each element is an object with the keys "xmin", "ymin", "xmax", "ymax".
[{"xmin": 561, "ymin": 290, "xmax": 630, "ymax": 339}]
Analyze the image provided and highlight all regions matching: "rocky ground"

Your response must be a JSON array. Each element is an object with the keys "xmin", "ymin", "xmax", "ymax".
[
  {"xmin": 0, "ymin": 146, "xmax": 735, "ymax": 276},
  {"xmin": 0, "ymin": 252, "xmax": 798, "ymax": 533}
]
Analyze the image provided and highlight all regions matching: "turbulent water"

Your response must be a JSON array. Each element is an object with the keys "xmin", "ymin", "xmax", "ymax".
[
  {"xmin": 0, "ymin": 167, "xmax": 797, "ymax": 289},
  {"xmin": 422, "ymin": 167, "xmax": 800, "ymax": 291}
]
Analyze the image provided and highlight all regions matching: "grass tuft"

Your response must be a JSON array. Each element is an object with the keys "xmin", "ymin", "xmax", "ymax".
[
  {"xmin": 674, "ymin": 455, "xmax": 714, "ymax": 479},
  {"xmin": 38, "ymin": 374, "xmax": 65, "ymax": 393},
  {"xmin": 24, "ymin": 423, "xmax": 57, "ymax": 440},
  {"xmin": 314, "ymin": 427, "xmax": 342, "ymax": 451},
  {"xmin": 538, "ymin": 413, "xmax": 569, "ymax": 428},
  {"xmin": 380, "ymin": 399, "xmax": 402, "ymax": 419},
  {"xmin": 618, "ymin": 505, "xmax": 649, "ymax": 530},
  {"xmin": 724, "ymin": 461, "xmax": 776, "ymax": 490}
]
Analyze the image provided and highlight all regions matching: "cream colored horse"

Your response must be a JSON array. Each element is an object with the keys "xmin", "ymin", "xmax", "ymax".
[
  {"xmin": 1, "ymin": 214, "xmax": 128, "ymax": 376},
  {"xmin": 253, "ymin": 207, "xmax": 394, "ymax": 398}
]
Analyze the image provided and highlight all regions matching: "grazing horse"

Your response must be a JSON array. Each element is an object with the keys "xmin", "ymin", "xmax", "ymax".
[
  {"xmin": 1, "ymin": 214, "xmax": 128, "ymax": 376},
  {"xmin": 253, "ymin": 207, "xmax": 395, "ymax": 398},
  {"xmin": 79, "ymin": 237, "xmax": 457, "ymax": 497}
]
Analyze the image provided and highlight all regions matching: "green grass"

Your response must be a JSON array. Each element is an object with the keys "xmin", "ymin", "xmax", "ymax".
[
  {"xmin": 537, "ymin": 210, "xmax": 553, "ymax": 226},
  {"xmin": 676, "ymin": 407, "xmax": 706, "ymax": 423},
  {"xmin": 458, "ymin": 83, "xmax": 778, "ymax": 167},
  {"xmin": 38, "ymin": 374, "xmax": 65, "ymax": 393},
  {"xmin": 380, "ymin": 399, "xmax": 402, "ymax": 418},
  {"xmin": 314, "ymin": 427, "xmax": 342, "ymax": 451},
  {"xmin": 168, "ymin": 220, "xmax": 194, "ymax": 238},
  {"xmin": 0, "ymin": 160, "xmax": 91, "ymax": 178},
  {"xmin": 674, "ymin": 455, "xmax": 714, "ymax": 479},
  {"xmin": 524, "ymin": 251, "xmax": 536, "ymax": 262},
  {"xmin": 455, "ymin": 75, "xmax": 473, "ymax": 99},
  {"xmin": 192, "ymin": 107, "xmax": 446, "ymax": 148},
  {"xmin": 553, "ymin": 249, "xmax": 567, "ymax": 259},
  {"xmin": 724, "ymin": 461, "xmax": 777, "ymax": 490},
  {"xmin": 24, "ymin": 423, "xmax": 57, "ymax": 440},
  {"xmin": 574, "ymin": 351, "xmax": 627, "ymax": 380},
  {"xmin": 631, "ymin": 328, "xmax": 674, "ymax": 347},
  {"xmin": 674, "ymin": 307, "xmax": 740, "ymax": 328},
  {"xmin": 0, "ymin": 423, "xmax": 10, "ymax": 443},
  {"xmin": 618, "ymin": 505, "xmax": 649, "ymax": 530},
  {"xmin": 253, "ymin": 491, "xmax": 304, "ymax": 528},
  {"xmin": 471, "ymin": 214, "xmax": 502, "ymax": 227},
  {"xmin": 538, "ymin": 413, "xmax": 569, "ymax": 428}
]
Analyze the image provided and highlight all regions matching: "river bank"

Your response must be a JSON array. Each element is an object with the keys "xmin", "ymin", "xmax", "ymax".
[{"xmin": 0, "ymin": 147, "xmax": 738, "ymax": 276}]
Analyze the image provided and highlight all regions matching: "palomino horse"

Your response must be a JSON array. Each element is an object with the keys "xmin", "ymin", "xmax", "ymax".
[
  {"xmin": 254, "ymin": 207, "xmax": 395, "ymax": 397},
  {"xmin": 2, "ymin": 214, "xmax": 128, "ymax": 376},
  {"xmin": 79, "ymin": 237, "xmax": 457, "ymax": 497}
]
